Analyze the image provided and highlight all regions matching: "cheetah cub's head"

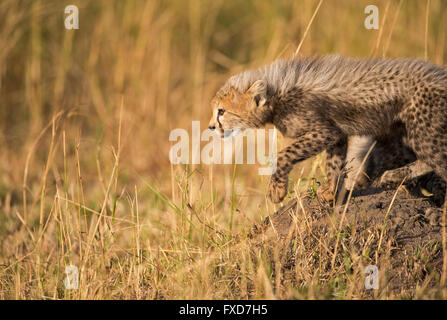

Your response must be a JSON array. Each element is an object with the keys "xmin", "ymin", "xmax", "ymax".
[{"xmin": 208, "ymin": 79, "xmax": 271, "ymax": 139}]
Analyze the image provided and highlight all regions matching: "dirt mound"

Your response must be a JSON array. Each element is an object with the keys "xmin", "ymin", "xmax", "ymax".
[{"xmin": 250, "ymin": 186, "xmax": 446, "ymax": 297}]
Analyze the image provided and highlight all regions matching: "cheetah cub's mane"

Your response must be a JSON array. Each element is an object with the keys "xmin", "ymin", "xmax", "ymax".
[{"xmin": 221, "ymin": 54, "xmax": 447, "ymax": 102}]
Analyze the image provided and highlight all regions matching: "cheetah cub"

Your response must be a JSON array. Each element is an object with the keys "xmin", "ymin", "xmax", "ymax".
[{"xmin": 208, "ymin": 55, "xmax": 447, "ymax": 204}]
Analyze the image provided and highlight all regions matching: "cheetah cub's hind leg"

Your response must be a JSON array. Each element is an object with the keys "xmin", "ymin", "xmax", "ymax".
[
  {"xmin": 424, "ymin": 174, "xmax": 447, "ymax": 206},
  {"xmin": 401, "ymin": 102, "xmax": 447, "ymax": 205}
]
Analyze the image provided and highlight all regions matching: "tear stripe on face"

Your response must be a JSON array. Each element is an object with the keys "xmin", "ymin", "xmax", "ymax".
[{"xmin": 217, "ymin": 115, "xmax": 223, "ymax": 129}]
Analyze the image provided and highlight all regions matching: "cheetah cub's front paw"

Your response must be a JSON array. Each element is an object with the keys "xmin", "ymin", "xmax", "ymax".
[{"xmin": 268, "ymin": 177, "xmax": 288, "ymax": 203}]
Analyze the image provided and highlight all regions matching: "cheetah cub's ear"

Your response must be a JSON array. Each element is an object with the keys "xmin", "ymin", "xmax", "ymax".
[{"xmin": 247, "ymin": 79, "xmax": 267, "ymax": 108}]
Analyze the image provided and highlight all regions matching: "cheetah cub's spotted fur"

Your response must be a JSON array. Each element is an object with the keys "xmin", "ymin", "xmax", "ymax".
[{"xmin": 208, "ymin": 55, "xmax": 447, "ymax": 204}]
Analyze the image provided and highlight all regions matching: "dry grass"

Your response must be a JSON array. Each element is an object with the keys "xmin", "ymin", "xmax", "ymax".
[{"xmin": 0, "ymin": 0, "xmax": 446, "ymax": 299}]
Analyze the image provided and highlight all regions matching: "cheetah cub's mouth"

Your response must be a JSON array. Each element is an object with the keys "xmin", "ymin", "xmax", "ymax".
[{"xmin": 222, "ymin": 128, "xmax": 242, "ymax": 140}]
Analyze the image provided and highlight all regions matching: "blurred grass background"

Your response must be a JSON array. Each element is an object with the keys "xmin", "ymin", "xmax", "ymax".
[{"xmin": 0, "ymin": 0, "xmax": 446, "ymax": 299}]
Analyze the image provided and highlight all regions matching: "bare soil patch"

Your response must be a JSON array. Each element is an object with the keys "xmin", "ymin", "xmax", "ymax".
[{"xmin": 250, "ymin": 186, "xmax": 446, "ymax": 297}]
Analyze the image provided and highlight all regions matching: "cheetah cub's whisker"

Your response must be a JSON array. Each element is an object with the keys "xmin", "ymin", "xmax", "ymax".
[{"xmin": 208, "ymin": 55, "xmax": 447, "ymax": 204}]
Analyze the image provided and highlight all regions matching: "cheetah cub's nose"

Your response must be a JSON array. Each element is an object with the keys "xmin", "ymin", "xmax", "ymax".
[{"xmin": 209, "ymin": 126, "xmax": 216, "ymax": 130}]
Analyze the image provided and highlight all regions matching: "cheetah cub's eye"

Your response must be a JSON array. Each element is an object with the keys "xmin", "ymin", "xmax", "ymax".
[{"xmin": 218, "ymin": 109, "xmax": 225, "ymax": 116}]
